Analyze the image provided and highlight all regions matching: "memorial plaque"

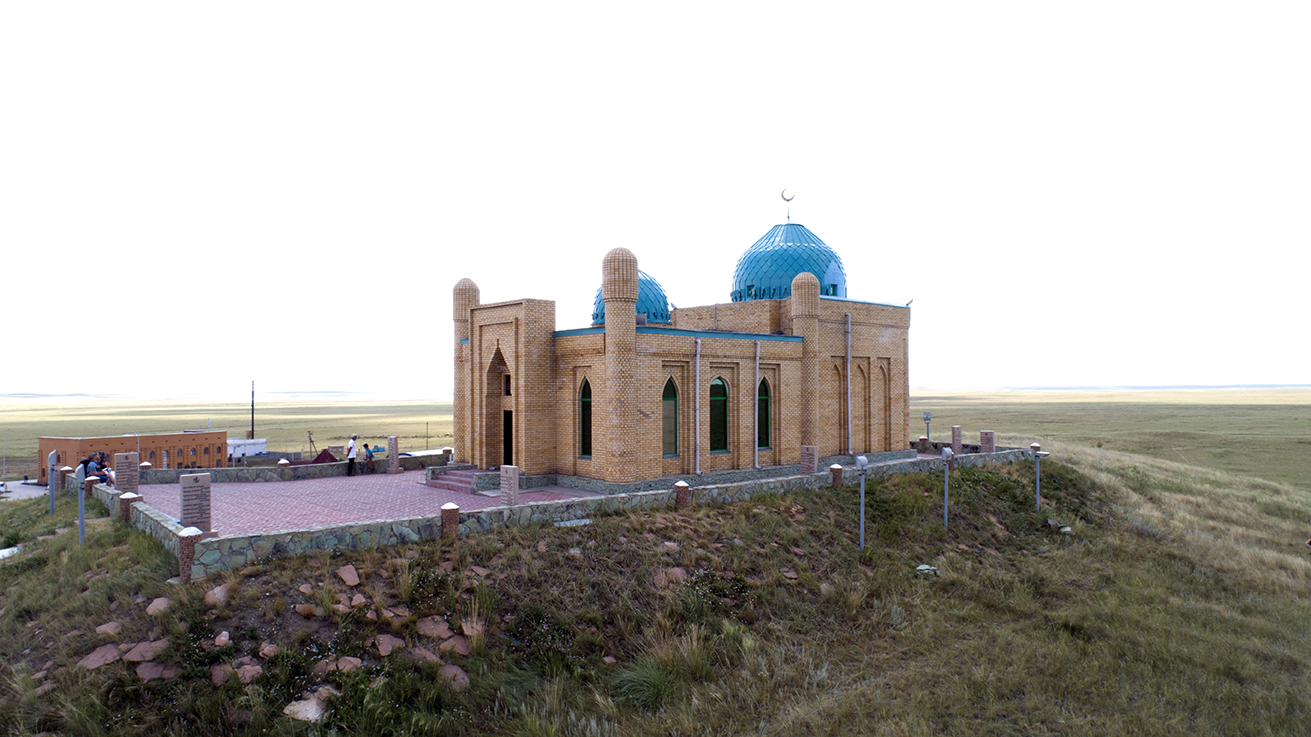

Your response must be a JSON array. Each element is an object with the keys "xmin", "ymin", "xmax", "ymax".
[
  {"xmin": 800, "ymin": 445, "xmax": 819, "ymax": 475},
  {"xmin": 180, "ymin": 473, "xmax": 212, "ymax": 533},
  {"xmin": 387, "ymin": 435, "xmax": 402, "ymax": 474},
  {"xmin": 980, "ymin": 431, "xmax": 996, "ymax": 454},
  {"xmin": 951, "ymin": 426, "xmax": 963, "ymax": 457},
  {"xmin": 500, "ymin": 465, "xmax": 520, "ymax": 505},
  {"xmin": 114, "ymin": 452, "xmax": 140, "ymax": 495}
]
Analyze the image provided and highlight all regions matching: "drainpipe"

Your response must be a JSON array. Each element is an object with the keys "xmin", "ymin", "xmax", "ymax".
[
  {"xmin": 845, "ymin": 313, "xmax": 852, "ymax": 457},
  {"xmin": 694, "ymin": 338, "xmax": 701, "ymax": 475},
  {"xmin": 754, "ymin": 340, "xmax": 760, "ymax": 469}
]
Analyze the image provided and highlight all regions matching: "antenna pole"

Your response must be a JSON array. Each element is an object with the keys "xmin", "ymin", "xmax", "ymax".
[{"xmin": 250, "ymin": 381, "xmax": 255, "ymax": 440}]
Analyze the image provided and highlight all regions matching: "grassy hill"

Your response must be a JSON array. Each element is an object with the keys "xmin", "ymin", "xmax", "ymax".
[{"xmin": 2, "ymin": 441, "xmax": 1309, "ymax": 735}]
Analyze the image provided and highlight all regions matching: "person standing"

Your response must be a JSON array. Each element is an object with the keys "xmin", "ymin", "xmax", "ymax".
[{"xmin": 346, "ymin": 434, "xmax": 358, "ymax": 476}]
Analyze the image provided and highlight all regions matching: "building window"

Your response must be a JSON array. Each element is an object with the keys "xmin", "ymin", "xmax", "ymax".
[
  {"xmin": 190, "ymin": 448, "xmax": 196, "ymax": 456},
  {"xmin": 662, "ymin": 379, "xmax": 678, "ymax": 456},
  {"xmin": 204, "ymin": 447, "xmax": 209, "ymax": 455},
  {"xmin": 579, "ymin": 379, "xmax": 592, "ymax": 458},
  {"xmin": 710, "ymin": 377, "xmax": 728, "ymax": 452},
  {"xmin": 758, "ymin": 379, "xmax": 771, "ymax": 449},
  {"xmin": 504, "ymin": 374, "xmax": 512, "ymax": 396},
  {"xmin": 149, "ymin": 451, "xmax": 155, "ymax": 460}
]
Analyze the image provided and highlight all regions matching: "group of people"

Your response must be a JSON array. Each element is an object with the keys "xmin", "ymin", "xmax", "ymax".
[
  {"xmin": 76, "ymin": 452, "xmax": 116, "ymax": 488},
  {"xmin": 345, "ymin": 434, "xmax": 377, "ymax": 476}
]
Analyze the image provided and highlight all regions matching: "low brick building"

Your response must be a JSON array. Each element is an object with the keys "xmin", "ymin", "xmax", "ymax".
[
  {"xmin": 37, "ymin": 430, "xmax": 228, "ymax": 482},
  {"xmin": 452, "ymin": 221, "xmax": 910, "ymax": 483}
]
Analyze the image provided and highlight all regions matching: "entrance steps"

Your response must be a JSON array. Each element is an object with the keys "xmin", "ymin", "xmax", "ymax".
[{"xmin": 427, "ymin": 468, "xmax": 479, "ymax": 494}]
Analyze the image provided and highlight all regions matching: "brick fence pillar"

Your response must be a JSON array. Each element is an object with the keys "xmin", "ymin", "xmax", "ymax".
[
  {"xmin": 178, "ymin": 527, "xmax": 203, "ymax": 582},
  {"xmin": 674, "ymin": 481, "xmax": 690, "ymax": 508},
  {"xmin": 829, "ymin": 464, "xmax": 844, "ymax": 488},
  {"xmin": 441, "ymin": 502, "xmax": 460, "ymax": 539},
  {"xmin": 58, "ymin": 467, "xmax": 73, "ymax": 491},
  {"xmin": 119, "ymin": 492, "xmax": 141, "ymax": 523},
  {"xmin": 83, "ymin": 478, "xmax": 97, "ymax": 500}
]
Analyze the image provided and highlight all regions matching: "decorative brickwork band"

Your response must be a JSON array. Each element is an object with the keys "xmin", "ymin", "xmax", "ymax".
[
  {"xmin": 178, "ymin": 527, "xmax": 203, "ymax": 582},
  {"xmin": 119, "ymin": 492, "xmax": 141, "ymax": 523},
  {"xmin": 799, "ymin": 445, "xmax": 818, "ymax": 475},
  {"xmin": 830, "ymin": 463, "xmax": 844, "ymax": 487},
  {"xmin": 951, "ymin": 426, "xmax": 963, "ymax": 457},
  {"xmin": 114, "ymin": 452, "xmax": 140, "ymax": 495},
  {"xmin": 980, "ymin": 431, "xmax": 996, "ymax": 454},
  {"xmin": 500, "ymin": 465, "xmax": 520, "ymax": 505},
  {"xmin": 387, "ymin": 436, "xmax": 402, "ymax": 474},
  {"xmin": 441, "ymin": 502, "xmax": 460, "ymax": 539},
  {"xmin": 674, "ymin": 481, "xmax": 690, "ymax": 508}
]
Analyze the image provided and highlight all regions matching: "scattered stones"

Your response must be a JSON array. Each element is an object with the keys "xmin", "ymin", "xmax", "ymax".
[
  {"xmin": 820, "ymin": 583, "xmax": 835, "ymax": 597},
  {"xmin": 567, "ymin": 547, "xmax": 582, "ymax": 558},
  {"xmin": 470, "ymin": 566, "xmax": 490, "ymax": 577},
  {"xmin": 377, "ymin": 634, "xmax": 405, "ymax": 657},
  {"xmin": 652, "ymin": 571, "xmax": 669, "ymax": 588},
  {"xmin": 123, "ymin": 639, "xmax": 169, "ymax": 663},
  {"xmin": 77, "ymin": 644, "xmax": 123, "ymax": 670},
  {"xmin": 536, "ymin": 540, "xmax": 548, "ymax": 553},
  {"xmin": 915, "ymin": 564, "xmax": 940, "ymax": 577},
  {"xmin": 602, "ymin": 655, "xmax": 617, "ymax": 665},
  {"xmin": 298, "ymin": 584, "xmax": 313, "ymax": 595},
  {"xmin": 312, "ymin": 659, "xmax": 334, "ymax": 677},
  {"xmin": 214, "ymin": 631, "xmax": 231, "ymax": 647},
  {"xmin": 236, "ymin": 664, "xmax": 263, "ymax": 684},
  {"xmin": 33, "ymin": 683, "xmax": 55, "ymax": 696},
  {"xmin": 259, "ymin": 642, "xmax": 278, "ymax": 659},
  {"xmin": 294, "ymin": 604, "xmax": 323, "ymax": 618},
  {"xmin": 204, "ymin": 584, "xmax": 231, "ymax": 607},
  {"xmin": 662, "ymin": 541, "xmax": 679, "ymax": 552},
  {"xmin": 211, "ymin": 663, "xmax": 235, "ymax": 685},
  {"xmin": 283, "ymin": 685, "xmax": 341, "ymax": 724},
  {"xmin": 336, "ymin": 656, "xmax": 362, "ymax": 673},
  {"xmin": 136, "ymin": 662, "xmax": 179, "ymax": 681},
  {"xmin": 438, "ymin": 635, "xmax": 470, "ymax": 656},
  {"xmin": 460, "ymin": 619, "xmax": 484, "ymax": 638},
  {"xmin": 781, "ymin": 569, "xmax": 799, "ymax": 580},
  {"xmin": 239, "ymin": 565, "xmax": 266, "ymax": 577},
  {"xmin": 417, "ymin": 616, "xmax": 453, "ymax": 640},
  {"xmin": 337, "ymin": 565, "xmax": 360, "ymax": 587},
  {"xmin": 145, "ymin": 598, "xmax": 171, "ymax": 616},
  {"xmin": 667, "ymin": 567, "xmax": 688, "ymax": 582},
  {"xmin": 351, "ymin": 594, "xmax": 367, "ymax": 608},
  {"xmin": 438, "ymin": 664, "xmax": 469, "ymax": 692},
  {"xmin": 94, "ymin": 621, "xmax": 121, "ymax": 636}
]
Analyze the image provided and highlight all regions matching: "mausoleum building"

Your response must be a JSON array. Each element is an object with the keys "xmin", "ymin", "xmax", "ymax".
[{"xmin": 452, "ymin": 222, "xmax": 910, "ymax": 484}]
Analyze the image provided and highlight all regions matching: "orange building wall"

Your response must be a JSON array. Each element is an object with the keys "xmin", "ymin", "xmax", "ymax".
[{"xmin": 37, "ymin": 431, "xmax": 228, "ymax": 481}]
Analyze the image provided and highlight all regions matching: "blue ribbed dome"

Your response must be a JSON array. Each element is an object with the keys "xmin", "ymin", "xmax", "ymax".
[
  {"xmin": 730, "ymin": 223, "xmax": 847, "ymax": 302},
  {"xmin": 592, "ymin": 269, "xmax": 672, "ymax": 324}
]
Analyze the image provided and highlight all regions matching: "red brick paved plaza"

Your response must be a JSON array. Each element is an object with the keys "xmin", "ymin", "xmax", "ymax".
[{"xmin": 141, "ymin": 470, "xmax": 591, "ymax": 537}]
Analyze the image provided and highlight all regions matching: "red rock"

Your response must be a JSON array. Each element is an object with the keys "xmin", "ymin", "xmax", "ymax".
[
  {"xmin": 336, "ymin": 656, "xmax": 362, "ymax": 673},
  {"xmin": 294, "ymin": 604, "xmax": 321, "ymax": 618},
  {"xmin": 377, "ymin": 634, "xmax": 405, "ymax": 657},
  {"xmin": 336, "ymin": 565, "xmax": 360, "ymax": 587},
  {"xmin": 211, "ymin": 663, "xmax": 235, "ymax": 685},
  {"xmin": 470, "ymin": 566, "xmax": 490, "ymax": 577},
  {"xmin": 77, "ymin": 644, "xmax": 123, "ymax": 670},
  {"xmin": 460, "ymin": 619, "xmax": 484, "ymax": 637},
  {"xmin": 411, "ymin": 646, "xmax": 442, "ymax": 664},
  {"xmin": 236, "ymin": 664, "xmax": 263, "ymax": 683},
  {"xmin": 781, "ymin": 569, "xmax": 799, "ymax": 580},
  {"xmin": 204, "ymin": 584, "xmax": 231, "ymax": 607},
  {"xmin": 438, "ymin": 664, "xmax": 469, "ymax": 692},
  {"xmin": 259, "ymin": 642, "xmax": 278, "ymax": 659},
  {"xmin": 124, "ymin": 639, "xmax": 169, "ymax": 662},
  {"xmin": 95, "ymin": 621, "xmax": 122, "ymax": 636},
  {"xmin": 145, "ymin": 598, "xmax": 171, "ymax": 616},
  {"xmin": 602, "ymin": 656, "xmax": 617, "ymax": 665},
  {"xmin": 438, "ymin": 635, "xmax": 470, "ymax": 656},
  {"xmin": 136, "ymin": 662, "xmax": 179, "ymax": 681},
  {"xmin": 214, "ymin": 631, "xmax": 231, "ymax": 647},
  {"xmin": 351, "ymin": 594, "xmax": 367, "ymax": 608},
  {"xmin": 663, "ymin": 541, "xmax": 679, "ymax": 552},
  {"xmin": 417, "ymin": 616, "xmax": 453, "ymax": 640},
  {"xmin": 312, "ymin": 659, "xmax": 335, "ymax": 677},
  {"xmin": 667, "ymin": 567, "xmax": 688, "ymax": 582},
  {"xmin": 298, "ymin": 584, "xmax": 313, "ymax": 595},
  {"xmin": 652, "ymin": 571, "xmax": 669, "ymax": 588}
]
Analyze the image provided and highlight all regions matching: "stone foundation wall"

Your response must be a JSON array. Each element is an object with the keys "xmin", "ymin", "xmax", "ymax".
[{"xmin": 142, "ymin": 452, "xmax": 449, "ymax": 485}]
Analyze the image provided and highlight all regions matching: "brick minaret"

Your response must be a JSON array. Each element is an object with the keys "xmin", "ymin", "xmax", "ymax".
[
  {"xmin": 452, "ymin": 278, "xmax": 480, "ymax": 465},
  {"xmin": 789, "ymin": 271, "xmax": 821, "ymax": 449},
  {"xmin": 602, "ymin": 248, "xmax": 640, "ymax": 483}
]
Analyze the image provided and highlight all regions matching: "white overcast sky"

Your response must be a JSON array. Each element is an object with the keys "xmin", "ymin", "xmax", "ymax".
[{"xmin": 3, "ymin": 2, "xmax": 1307, "ymax": 401}]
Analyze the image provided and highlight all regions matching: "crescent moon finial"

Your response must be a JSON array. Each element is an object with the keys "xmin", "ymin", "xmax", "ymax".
[{"xmin": 781, "ymin": 188, "xmax": 794, "ymax": 202}]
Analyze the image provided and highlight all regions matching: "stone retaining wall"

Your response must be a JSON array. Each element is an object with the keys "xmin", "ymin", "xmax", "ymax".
[
  {"xmin": 88, "ymin": 448, "xmax": 1038, "ymax": 582},
  {"xmin": 141, "ymin": 452, "xmax": 449, "ymax": 484}
]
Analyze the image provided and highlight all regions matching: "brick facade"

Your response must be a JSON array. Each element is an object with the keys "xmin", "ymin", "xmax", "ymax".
[
  {"xmin": 453, "ymin": 238, "xmax": 910, "ymax": 485},
  {"xmin": 37, "ymin": 431, "xmax": 227, "ymax": 483}
]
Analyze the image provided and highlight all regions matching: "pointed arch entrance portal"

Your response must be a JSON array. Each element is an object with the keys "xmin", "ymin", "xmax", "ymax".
[{"xmin": 484, "ymin": 348, "xmax": 512, "ymax": 467}]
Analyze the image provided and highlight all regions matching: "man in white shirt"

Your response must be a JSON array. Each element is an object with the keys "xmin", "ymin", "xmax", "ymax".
[{"xmin": 347, "ymin": 434, "xmax": 358, "ymax": 476}]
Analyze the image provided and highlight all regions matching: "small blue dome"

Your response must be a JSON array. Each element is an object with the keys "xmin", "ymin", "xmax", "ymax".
[
  {"xmin": 592, "ymin": 270, "xmax": 672, "ymax": 324},
  {"xmin": 730, "ymin": 223, "xmax": 847, "ymax": 302}
]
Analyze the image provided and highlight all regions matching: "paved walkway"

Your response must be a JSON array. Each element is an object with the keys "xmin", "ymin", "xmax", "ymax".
[{"xmin": 138, "ymin": 470, "xmax": 598, "ymax": 537}]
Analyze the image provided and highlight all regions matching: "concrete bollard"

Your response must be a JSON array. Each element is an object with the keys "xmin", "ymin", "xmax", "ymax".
[
  {"xmin": 441, "ymin": 502, "xmax": 460, "ymax": 539},
  {"xmin": 674, "ymin": 480, "xmax": 690, "ymax": 508},
  {"xmin": 829, "ymin": 463, "xmax": 844, "ymax": 488},
  {"xmin": 119, "ymin": 492, "xmax": 141, "ymax": 523}
]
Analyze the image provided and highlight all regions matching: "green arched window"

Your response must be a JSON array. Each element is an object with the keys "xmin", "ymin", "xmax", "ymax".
[
  {"xmin": 662, "ymin": 379, "xmax": 678, "ymax": 456},
  {"xmin": 757, "ymin": 379, "xmax": 771, "ymax": 449},
  {"xmin": 710, "ymin": 377, "xmax": 729, "ymax": 452},
  {"xmin": 579, "ymin": 379, "xmax": 592, "ymax": 458}
]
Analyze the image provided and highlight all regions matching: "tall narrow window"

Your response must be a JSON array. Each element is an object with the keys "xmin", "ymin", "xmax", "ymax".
[
  {"xmin": 710, "ymin": 378, "xmax": 728, "ymax": 452},
  {"xmin": 662, "ymin": 379, "xmax": 678, "ymax": 455},
  {"xmin": 579, "ymin": 380, "xmax": 592, "ymax": 458},
  {"xmin": 757, "ymin": 379, "xmax": 771, "ymax": 449}
]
